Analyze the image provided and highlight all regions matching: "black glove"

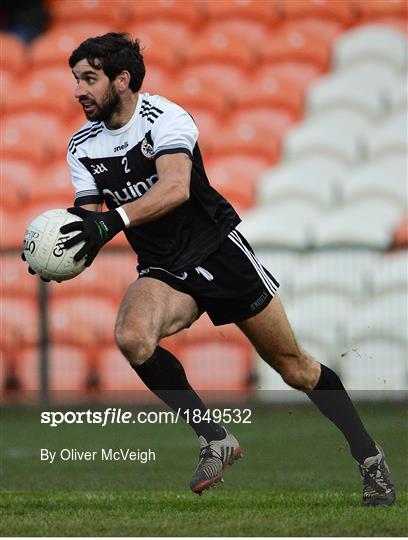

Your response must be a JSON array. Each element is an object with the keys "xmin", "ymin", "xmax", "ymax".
[
  {"xmin": 21, "ymin": 252, "xmax": 51, "ymax": 282},
  {"xmin": 60, "ymin": 207, "xmax": 125, "ymax": 267}
]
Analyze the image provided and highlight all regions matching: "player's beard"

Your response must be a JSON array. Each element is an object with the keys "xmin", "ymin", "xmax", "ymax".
[{"xmin": 82, "ymin": 84, "xmax": 121, "ymax": 122}]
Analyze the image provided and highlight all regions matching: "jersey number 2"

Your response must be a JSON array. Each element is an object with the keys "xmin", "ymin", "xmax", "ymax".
[{"xmin": 121, "ymin": 156, "xmax": 131, "ymax": 174}]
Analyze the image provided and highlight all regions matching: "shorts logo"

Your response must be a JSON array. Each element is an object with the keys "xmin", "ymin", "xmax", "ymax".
[
  {"xmin": 250, "ymin": 290, "xmax": 268, "ymax": 311},
  {"xmin": 141, "ymin": 137, "xmax": 155, "ymax": 159}
]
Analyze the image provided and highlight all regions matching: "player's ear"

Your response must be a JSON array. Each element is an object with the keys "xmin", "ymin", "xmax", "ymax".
[{"xmin": 117, "ymin": 70, "xmax": 131, "ymax": 92}]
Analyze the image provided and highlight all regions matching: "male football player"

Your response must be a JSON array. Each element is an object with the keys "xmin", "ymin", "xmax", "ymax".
[{"xmin": 23, "ymin": 32, "xmax": 394, "ymax": 505}]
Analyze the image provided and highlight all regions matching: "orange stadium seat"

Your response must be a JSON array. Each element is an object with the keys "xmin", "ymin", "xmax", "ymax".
[
  {"xmin": 32, "ymin": 161, "xmax": 74, "ymax": 207},
  {"xmin": 123, "ymin": 0, "xmax": 203, "ymax": 28},
  {"xmin": 0, "ymin": 70, "xmax": 16, "ymax": 112},
  {"xmin": 276, "ymin": 0, "xmax": 355, "ymax": 27},
  {"xmin": 0, "ymin": 344, "xmax": 16, "ymax": 393},
  {"xmin": 2, "ymin": 112, "xmax": 66, "ymax": 165},
  {"xmin": 141, "ymin": 65, "xmax": 170, "ymax": 95},
  {"xmin": 221, "ymin": 108, "xmax": 285, "ymax": 150},
  {"xmin": 17, "ymin": 344, "xmax": 92, "ymax": 392},
  {"xmin": 49, "ymin": 295, "xmax": 118, "ymax": 348},
  {"xmin": 187, "ymin": 108, "xmax": 221, "ymax": 158},
  {"xmin": 1, "ymin": 255, "xmax": 38, "ymax": 300},
  {"xmin": 169, "ymin": 313, "xmax": 250, "ymax": 348},
  {"xmin": 205, "ymin": 155, "xmax": 271, "ymax": 213},
  {"xmin": 128, "ymin": 19, "xmax": 194, "ymax": 51},
  {"xmin": 25, "ymin": 65, "xmax": 76, "ymax": 107},
  {"xmin": 0, "ymin": 297, "xmax": 38, "ymax": 350},
  {"xmin": 166, "ymin": 78, "xmax": 231, "ymax": 117},
  {"xmin": 175, "ymin": 341, "xmax": 253, "ymax": 391},
  {"xmin": 279, "ymin": 18, "xmax": 345, "ymax": 45},
  {"xmin": 97, "ymin": 345, "xmax": 147, "ymax": 391},
  {"xmin": 254, "ymin": 60, "xmax": 324, "ymax": 90},
  {"xmin": 127, "ymin": 23, "xmax": 184, "ymax": 71},
  {"xmin": 202, "ymin": 20, "xmax": 269, "ymax": 48},
  {"xmin": 184, "ymin": 27, "xmax": 258, "ymax": 71},
  {"xmin": 0, "ymin": 32, "xmax": 26, "ymax": 74},
  {"xmin": 203, "ymin": 0, "xmax": 277, "ymax": 25},
  {"xmin": 355, "ymin": 0, "xmax": 408, "ymax": 32},
  {"xmin": 179, "ymin": 64, "xmax": 248, "ymax": 95},
  {"xmin": 261, "ymin": 27, "xmax": 332, "ymax": 77},
  {"xmin": 0, "ymin": 207, "xmax": 23, "ymax": 249},
  {"xmin": 12, "ymin": 345, "xmax": 39, "ymax": 392},
  {"xmin": 24, "ymin": 199, "xmax": 77, "ymax": 229},
  {"xmin": 162, "ymin": 314, "xmax": 254, "ymax": 392},
  {"xmin": 29, "ymin": 23, "xmax": 113, "ymax": 68},
  {"xmin": 4, "ymin": 71, "xmax": 72, "ymax": 118},
  {"xmin": 1, "ymin": 158, "xmax": 37, "ymax": 210},
  {"xmin": 49, "ymin": 252, "xmax": 137, "ymax": 301},
  {"xmin": 393, "ymin": 215, "xmax": 408, "ymax": 248},
  {"xmin": 233, "ymin": 74, "xmax": 304, "ymax": 123},
  {"xmin": 213, "ymin": 122, "xmax": 280, "ymax": 164},
  {"xmin": 47, "ymin": 0, "xmax": 124, "ymax": 28}
]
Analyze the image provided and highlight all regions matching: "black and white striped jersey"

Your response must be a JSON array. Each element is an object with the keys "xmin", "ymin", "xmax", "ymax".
[{"xmin": 67, "ymin": 92, "xmax": 240, "ymax": 273}]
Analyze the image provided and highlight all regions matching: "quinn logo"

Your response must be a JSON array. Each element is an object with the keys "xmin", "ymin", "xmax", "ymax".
[
  {"xmin": 141, "ymin": 137, "xmax": 155, "ymax": 159},
  {"xmin": 102, "ymin": 174, "xmax": 159, "ymax": 204}
]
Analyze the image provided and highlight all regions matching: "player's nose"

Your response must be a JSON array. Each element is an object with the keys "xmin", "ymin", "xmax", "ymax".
[{"xmin": 75, "ymin": 82, "xmax": 88, "ymax": 99}]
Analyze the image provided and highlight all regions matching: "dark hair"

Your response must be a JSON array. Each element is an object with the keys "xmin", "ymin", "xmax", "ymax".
[{"xmin": 69, "ymin": 32, "xmax": 145, "ymax": 92}]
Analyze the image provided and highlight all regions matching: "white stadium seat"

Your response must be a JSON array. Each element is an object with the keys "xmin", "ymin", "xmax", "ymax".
[
  {"xmin": 366, "ymin": 111, "xmax": 408, "ymax": 159},
  {"xmin": 334, "ymin": 25, "xmax": 408, "ymax": 73},
  {"xmin": 351, "ymin": 291, "xmax": 408, "ymax": 344},
  {"xmin": 292, "ymin": 252, "xmax": 369, "ymax": 298},
  {"xmin": 369, "ymin": 251, "xmax": 408, "ymax": 295},
  {"xmin": 340, "ymin": 337, "xmax": 407, "ymax": 392},
  {"xmin": 238, "ymin": 201, "xmax": 321, "ymax": 249},
  {"xmin": 254, "ymin": 249, "xmax": 299, "ymax": 299},
  {"xmin": 314, "ymin": 198, "xmax": 403, "ymax": 249},
  {"xmin": 388, "ymin": 76, "xmax": 408, "ymax": 112},
  {"xmin": 284, "ymin": 110, "xmax": 370, "ymax": 165},
  {"xmin": 258, "ymin": 155, "xmax": 348, "ymax": 189},
  {"xmin": 257, "ymin": 163, "xmax": 341, "ymax": 210},
  {"xmin": 307, "ymin": 62, "xmax": 401, "ymax": 120},
  {"xmin": 285, "ymin": 292, "xmax": 351, "ymax": 361},
  {"xmin": 341, "ymin": 156, "xmax": 407, "ymax": 211}
]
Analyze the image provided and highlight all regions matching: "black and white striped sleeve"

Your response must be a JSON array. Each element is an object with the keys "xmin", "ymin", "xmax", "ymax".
[
  {"xmin": 151, "ymin": 103, "xmax": 199, "ymax": 160},
  {"xmin": 67, "ymin": 148, "xmax": 103, "ymax": 207}
]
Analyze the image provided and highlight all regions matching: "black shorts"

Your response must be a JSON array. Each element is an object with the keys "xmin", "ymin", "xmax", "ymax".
[{"xmin": 137, "ymin": 229, "xmax": 280, "ymax": 326}]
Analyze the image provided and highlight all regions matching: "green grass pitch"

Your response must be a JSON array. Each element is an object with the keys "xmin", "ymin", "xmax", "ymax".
[{"xmin": 1, "ymin": 401, "xmax": 407, "ymax": 536}]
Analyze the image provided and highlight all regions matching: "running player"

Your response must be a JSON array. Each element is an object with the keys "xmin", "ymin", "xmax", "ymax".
[{"xmin": 23, "ymin": 32, "xmax": 395, "ymax": 505}]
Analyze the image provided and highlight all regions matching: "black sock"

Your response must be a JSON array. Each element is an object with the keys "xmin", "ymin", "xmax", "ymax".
[
  {"xmin": 307, "ymin": 364, "xmax": 377, "ymax": 463},
  {"xmin": 131, "ymin": 346, "xmax": 225, "ymax": 441}
]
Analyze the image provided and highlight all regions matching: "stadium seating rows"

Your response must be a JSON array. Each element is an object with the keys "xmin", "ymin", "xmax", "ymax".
[
  {"xmin": 1, "ymin": 1, "xmax": 407, "ymax": 396},
  {"xmin": 1, "ymin": 249, "xmax": 406, "ymax": 393}
]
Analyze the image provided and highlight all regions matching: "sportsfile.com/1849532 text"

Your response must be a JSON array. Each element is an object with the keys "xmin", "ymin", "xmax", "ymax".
[{"xmin": 40, "ymin": 408, "xmax": 252, "ymax": 427}]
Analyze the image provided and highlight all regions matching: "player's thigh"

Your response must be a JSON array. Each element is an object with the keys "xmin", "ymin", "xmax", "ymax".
[
  {"xmin": 116, "ymin": 276, "xmax": 200, "ymax": 342},
  {"xmin": 236, "ymin": 294, "xmax": 302, "ymax": 368}
]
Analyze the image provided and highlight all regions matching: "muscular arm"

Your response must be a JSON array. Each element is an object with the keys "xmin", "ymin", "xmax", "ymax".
[{"xmin": 120, "ymin": 153, "xmax": 191, "ymax": 227}]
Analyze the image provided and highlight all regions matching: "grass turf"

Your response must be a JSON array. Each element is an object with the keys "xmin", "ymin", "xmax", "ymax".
[{"xmin": 1, "ymin": 401, "xmax": 407, "ymax": 536}]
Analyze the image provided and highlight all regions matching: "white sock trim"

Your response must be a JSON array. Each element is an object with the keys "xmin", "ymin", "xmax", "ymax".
[{"xmin": 115, "ymin": 207, "xmax": 130, "ymax": 228}]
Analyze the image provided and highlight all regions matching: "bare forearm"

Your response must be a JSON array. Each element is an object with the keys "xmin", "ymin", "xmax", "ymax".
[
  {"xmin": 120, "ymin": 153, "xmax": 192, "ymax": 227},
  {"xmin": 121, "ymin": 177, "xmax": 189, "ymax": 227}
]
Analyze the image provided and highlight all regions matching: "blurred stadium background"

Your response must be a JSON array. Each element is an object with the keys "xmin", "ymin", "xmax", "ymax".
[{"xmin": 1, "ymin": 0, "xmax": 407, "ymax": 403}]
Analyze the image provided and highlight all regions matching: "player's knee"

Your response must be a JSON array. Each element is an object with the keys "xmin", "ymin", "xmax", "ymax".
[
  {"xmin": 278, "ymin": 351, "xmax": 318, "ymax": 392},
  {"xmin": 115, "ymin": 324, "xmax": 156, "ymax": 366}
]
